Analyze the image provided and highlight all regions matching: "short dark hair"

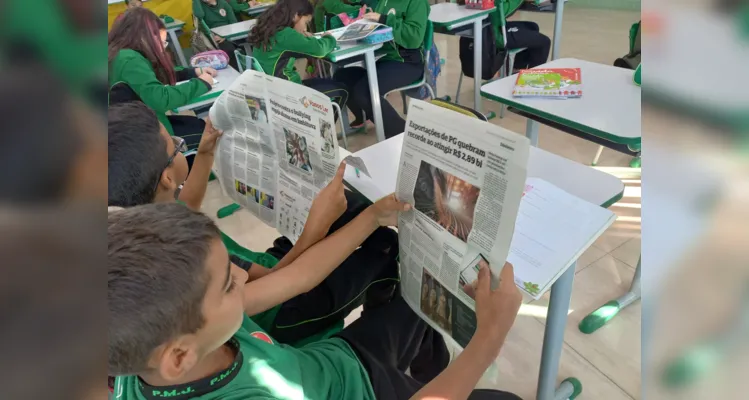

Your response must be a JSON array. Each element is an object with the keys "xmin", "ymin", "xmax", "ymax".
[
  {"xmin": 108, "ymin": 203, "xmax": 221, "ymax": 375},
  {"xmin": 108, "ymin": 102, "xmax": 168, "ymax": 207}
]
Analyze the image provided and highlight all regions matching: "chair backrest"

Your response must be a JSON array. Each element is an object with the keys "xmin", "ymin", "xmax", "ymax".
[
  {"xmin": 251, "ymin": 57, "xmax": 265, "ymax": 73},
  {"xmin": 234, "ymin": 49, "xmax": 265, "ymax": 74},
  {"xmin": 429, "ymin": 99, "xmax": 488, "ymax": 121}
]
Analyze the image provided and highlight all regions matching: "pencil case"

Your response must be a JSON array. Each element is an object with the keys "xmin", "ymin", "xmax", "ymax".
[
  {"xmin": 190, "ymin": 50, "xmax": 230, "ymax": 70},
  {"xmin": 361, "ymin": 27, "xmax": 393, "ymax": 45}
]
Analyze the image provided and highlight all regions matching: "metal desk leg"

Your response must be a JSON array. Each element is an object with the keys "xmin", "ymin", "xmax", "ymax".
[
  {"xmin": 551, "ymin": 0, "xmax": 565, "ymax": 60},
  {"xmin": 168, "ymin": 29, "xmax": 188, "ymax": 67},
  {"xmin": 472, "ymin": 18, "xmax": 483, "ymax": 111},
  {"xmin": 526, "ymin": 118, "xmax": 539, "ymax": 147},
  {"xmin": 537, "ymin": 263, "xmax": 580, "ymax": 400},
  {"xmin": 579, "ymin": 256, "xmax": 641, "ymax": 334},
  {"xmin": 364, "ymin": 50, "xmax": 386, "ymax": 142}
]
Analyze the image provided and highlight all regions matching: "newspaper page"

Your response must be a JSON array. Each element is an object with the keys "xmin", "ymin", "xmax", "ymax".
[
  {"xmin": 396, "ymin": 100, "xmax": 530, "ymax": 348},
  {"xmin": 210, "ymin": 70, "xmax": 339, "ymax": 242},
  {"xmin": 315, "ymin": 20, "xmax": 385, "ymax": 42}
]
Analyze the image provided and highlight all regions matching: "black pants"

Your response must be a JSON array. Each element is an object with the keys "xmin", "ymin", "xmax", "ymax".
[
  {"xmin": 334, "ymin": 61, "xmax": 424, "ymax": 139},
  {"xmin": 233, "ymin": 191, "xmax": 400, "ymax": 344},
  {"xmin": 168, "ymin": 115, "xmax": 205, "ymax": 170},
  {"xmin": 217, "ymin": 39, "xmax": 240, "ymax": 70},
  {"xmin": 337, "ymin": 294, "xmax": 523, "ymax": 400},
  {"xmin": 303, "ymin": 78, "xmax": 349, "ymax": 122},
  {"xmin": 506, "ymin": 21, "xmax": 551, "ymax": 69}
]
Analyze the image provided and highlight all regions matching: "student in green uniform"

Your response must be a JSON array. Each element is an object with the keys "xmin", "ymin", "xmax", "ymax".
[
  {"xmin": 107, "ymin": 102, "xmax": 399, "ymax": 346},
  {"xmin": 333, "ymin": 0, "xmax": 429, "ymax": 138},
  {"xmin": 109, "ymin": 8, "xmax": 217, "ymax": 150},
  {"xmin": 109, "ymin": 203, "xmax": 525, "ymax": 400},
  {"xmin": 193, "ymin": 0, "xmax": 242, "ymax": 69},
  {"xmin": 249, "ymin": 0, "xmax": 349, "ymax": 115},
  {"xmin": 490, "ymin": 0, "xmax": 550, "ymax": 70}
]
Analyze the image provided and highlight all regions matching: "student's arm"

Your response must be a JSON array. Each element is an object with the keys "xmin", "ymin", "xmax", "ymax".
[
  {"xmin": 177, "ymin": 118, "xmax": 223, "ymax": 210},
  {"xmin": 227, "ymin": 0, "xmax": 250, "ymax": 12},
  {"xmin": 121, "ymin": 58, "xmax": 211, "ymax": 112},
  {"xmin": 410, "ymin": 263, "xmax": 523, "ymax": 400},
  {"xmin": 323, "ymin": 0, "xmax": 361, "ymax": 15},
  {"xmin": 284, "ymin": 30, "xmax": 338, "ymax": 57},
  {"xmin": 223, "ymin": 1, "xmax": 239, "ymax": 23},
  {"xmin": 375, "ymin": 0, "xmax": 428, "ymax": 48},
  {"xmin": 243, "ymin": 194, "xmax": 409, "ymax": 316}
]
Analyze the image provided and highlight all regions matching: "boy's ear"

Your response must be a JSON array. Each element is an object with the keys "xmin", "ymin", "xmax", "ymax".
[
  {"xmin": 158, "ymin": 168, "xmax": 178, "ymax": 194},
  {"xmin": 153, "ymin": 336, "xmax": 201, "ymax": 382}
]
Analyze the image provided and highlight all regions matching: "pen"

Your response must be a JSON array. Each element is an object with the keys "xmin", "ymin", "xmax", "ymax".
[{"xmin": 355, "ymin": 168, "xmax": 360, "ymax": 178}]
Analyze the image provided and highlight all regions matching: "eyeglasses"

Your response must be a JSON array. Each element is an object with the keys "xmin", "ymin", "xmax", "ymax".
[{"xmin": 153, "ymin": 136, "xmax": 186, "ymax": 193}]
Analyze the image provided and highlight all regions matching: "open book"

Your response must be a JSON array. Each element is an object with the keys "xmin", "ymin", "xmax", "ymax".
[
  {"xmin": 512, "ymin": 68, "xmax": 583, "ymax": 98},
  {"xmin": 349, "ymin": 100, "xmax": 614, "ymax": 346}
]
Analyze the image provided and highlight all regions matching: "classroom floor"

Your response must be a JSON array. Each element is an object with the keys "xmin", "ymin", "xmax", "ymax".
[{"xmin": 201, "ymin": 5, "xmax": 642, "ymax": 399}]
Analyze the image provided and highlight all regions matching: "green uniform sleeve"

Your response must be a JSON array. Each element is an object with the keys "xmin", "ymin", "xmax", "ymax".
[
  {"xmin": 282, "ymin": 31, "xmax": 337, "ymax": 57},
  {"xmin": 223, "ymin": 1, "xmax": 239, "ymax": 23},
  {"xmin": 323, "ymin": 0, "xmax": 361, "ymax": 15},
  {"xmin": 120, "ymin": 58, "xmax": 210, "ymax": 113},
  {"xmin": 193, "ymin": 0, "xmax": 206, "ymax": 19},
  {"xmin": 381, "ymin": 0, "xmax": 428, "ymax": 49},
  {"xmin": 227, "ymin": 0, "xmax": 250, "ymax": 12}
]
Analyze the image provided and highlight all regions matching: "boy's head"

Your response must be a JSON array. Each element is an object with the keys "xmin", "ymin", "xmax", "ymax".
[
  {"xmin": 107, "ymin": 102, "xmax": 188, "ymax": 207},
  {"xmin": 108, "ymin": 204, "xmax": 248, "ymax": 379},
  {"xmin": 125, "ymin": 0, "xmax": 143, "ymax": 9}
]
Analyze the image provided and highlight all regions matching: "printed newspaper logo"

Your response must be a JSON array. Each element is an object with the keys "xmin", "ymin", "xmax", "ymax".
[{"xmin": 299, "ymin": 96, "xmax": 329, "ymax": 114}]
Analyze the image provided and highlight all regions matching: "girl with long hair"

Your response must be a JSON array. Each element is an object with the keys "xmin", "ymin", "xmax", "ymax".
[
  {"xmin": 109, "ymin": 7, "xmax": 217, "ymax": 150},
  {"xmin": 248, "ymin": 0, "xmax": 348, "ymax": 117}
]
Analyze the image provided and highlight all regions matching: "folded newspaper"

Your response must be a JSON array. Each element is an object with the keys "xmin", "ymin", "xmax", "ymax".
[
  {"xmin": 316, "ymin": 19, "xmax": 390, "ymax": 42},
  {"xmin": 209, "ymin": 70, "xmax": 368, "ymax": 243}
]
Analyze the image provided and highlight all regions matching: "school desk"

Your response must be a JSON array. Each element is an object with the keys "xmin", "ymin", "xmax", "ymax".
[
  {"xmin": 326, "ymin": 42, "xmax": 387, "ymax": 142},
  {"xmin": 244, "ymin": 2, "xmax": 274, "ymax": 17},
  {"xmin": 481, "ymin": 58, "xmax": 642, "ymax": 167},
  {"xmin": 429, "ymin": 3, "xmax": 495, "ymax": 113},
  {"xmin": 175, "ymin": 65, "xmax": 241, "ymax": 113},
  {"xmin": 340, "ymin": 133, "xmax": 624, "ymax": 400},
  {"xmin": 211, "ymin": 19, "xmax": 257, "ymax": 42},
  {"xmin": 164, "ymin": 17, "xmax": 188, "ymax": 67}
]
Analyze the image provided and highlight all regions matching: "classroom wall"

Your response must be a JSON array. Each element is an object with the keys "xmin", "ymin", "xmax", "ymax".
[
  {"xmin": 571, "ymin": 0, "xmax": 640, "ymax": 11},
  {"xmin": 108, "ymin": 0, "xmax": 194, "ymax": 47}
]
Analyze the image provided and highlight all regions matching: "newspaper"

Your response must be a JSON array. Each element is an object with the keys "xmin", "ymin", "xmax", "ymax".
[
  {"xmin": 209, "ymin": 70, "xmax": 341, "ymax": 243},
  {"xmin": 316, "ymin": 20, "xmax": 386, "ymax": 42},
  {"xmin": 396, "ymin": 100, "xmax": 530, "ymax": 347}
]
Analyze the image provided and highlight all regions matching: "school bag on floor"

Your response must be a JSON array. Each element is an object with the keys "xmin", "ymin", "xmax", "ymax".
[
  {"xmin": 614, "ymin": 21, "xmax": 641, "ymax": 69},
  {"xmin": 459, "ymin": 24, "xmax": 506, "ymax": 80}
]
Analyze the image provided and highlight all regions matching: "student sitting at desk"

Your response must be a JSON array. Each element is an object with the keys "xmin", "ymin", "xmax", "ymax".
[
  {"xmin": 333, "ymin": 0, "xmax": 429, "ymax": 138},
  {"xmin": 193, "ymin": 0, "xmax": 242, "ymax": 69},
  {"xmin": 109, "ymin": 203, "xmax": 525, "ymax": 400},
  {"xmin": 249, "ymin": 0, "xmax": 349, "ymax": 118},
  {"xmin": 312, "ymin": 0, "xmax": 365, "ymax": 32},
  {"xmin": 109, "ymin": 8, "xmax": 217, "ymax": 151},
  {"xmin": 108, "ymin": 102, "xmax": 400, "ymax": 346},
  {"xmin": 491, "ymin": 0, "xmax": 551, "ymax": 71}
]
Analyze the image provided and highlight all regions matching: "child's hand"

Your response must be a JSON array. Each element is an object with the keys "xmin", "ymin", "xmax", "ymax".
[
  {"xmin": 369, "ymin": 193, "xmax": 411, "ymax": 227},
  {"xmin": 362, "ymin": 12, "xmax": 381, "ymax": 21},
  {"xmin": 473, "ymin": 261, "xmax": 522, "ymax": 352},
  {"xmin": 306, "ymin": 162, "xmax": 348, "ymax": 237},
  {"xmin": 213, "ymin": 34, "xmax": 225, "ymax": 44},
  {"xmin": 198, "ymin": 72, "xmax": 215, "ymax": 86},
  {"xmin": 197, "ymin": 118, "xmax": 223, "ymax": 156}
]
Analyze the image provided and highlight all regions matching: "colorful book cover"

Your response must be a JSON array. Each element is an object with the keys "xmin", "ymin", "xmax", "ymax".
[{"xmin": 512, "ymin": 68, "xmax": 583, "ymax": 98}]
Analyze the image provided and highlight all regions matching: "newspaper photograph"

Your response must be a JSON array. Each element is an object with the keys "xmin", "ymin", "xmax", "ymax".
[
  {"xmin": 210, "ymin": 70, "xmax": 339, "ymax": 242},
  {"xmin": 396, "ymin": 100, "xmax": 530, "ymax": 347}
]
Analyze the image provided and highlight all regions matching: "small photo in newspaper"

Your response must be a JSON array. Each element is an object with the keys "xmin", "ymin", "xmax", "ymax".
[
  {"xmin": 413, "ymin": 160, "xmax": 481, "ymax": 243},
  {"xmin": 319, "ymin": 118, "xmax": 336, "ymax": 156},
  {"xmin": 245, "ymin": 95, "xmax": 269, "ymax": 124},
  {"xmin": 283, "ymin": 127, "xmax": 313, "ymax": 174},
  {"xmin": 420, "ymin": 269, "xmax": 477, "ymax": 348}
]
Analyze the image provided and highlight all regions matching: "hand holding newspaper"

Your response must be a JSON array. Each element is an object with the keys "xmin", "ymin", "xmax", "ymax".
[{"xmin": 209, "ymin": 70, "xmax": 349, "ymax": 243}]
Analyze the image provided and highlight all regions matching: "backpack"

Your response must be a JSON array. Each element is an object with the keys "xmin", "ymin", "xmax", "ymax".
[
  {"xmin": 459, "ymin": 24, "xmax": 506, "ymax": 80},
  {"xmin": 614, "ymin": 21, "xmax": 641, "ymax": 69}
]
